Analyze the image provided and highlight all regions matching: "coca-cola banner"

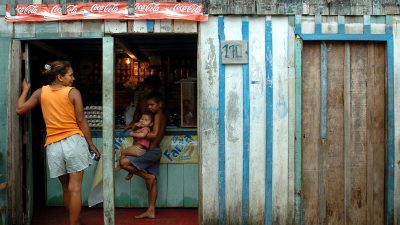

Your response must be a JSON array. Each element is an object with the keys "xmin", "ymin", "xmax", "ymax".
[{"xmin": 5, "ymin": 2, "xmax": 207, "ymax": 22}]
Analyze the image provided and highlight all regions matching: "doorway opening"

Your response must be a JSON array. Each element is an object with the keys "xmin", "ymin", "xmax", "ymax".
[{"xmin": 23, "ymin": 33, "xmax": 199, "ymax": 222}]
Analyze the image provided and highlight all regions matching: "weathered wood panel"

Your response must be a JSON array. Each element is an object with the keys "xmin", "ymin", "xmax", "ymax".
[
  {"xmin": 0, "ymin": 37, "xmax": 11, "ymax": 225},
  {"xmin": 325, "ymin": 42, "xmax": 345, "ymax": 225},
  {"xmin": 3, "ymin": 0, "xmax": 400, "ymax": 15},
  {"xmin": 248, "ymin": 16, "xmax": 266, "ymax": 225},
  {"xmin": 198, "ymin": 16, "xmax": 220, "ymax": 225},
  {"xmin": 0, "ymin": 0, "xmax": 5, "ymax": 16},
  {"xmin": 155, "ymin": 164, "xmax": 168, "ymax": 207},
  {"xmin": 154, "ymin": 20, "xmax": 173, "ymax": 33},
  {"xmin": 394, "ymin": 15, "xmax": 400, "ymax": 225},
  {"xmin": 302, "ymin": 42, "xmax": 321, "ymax": 224},
  {"xmin": 286, "ymin": 15, "xmax": 296, "ymax": 225},
  {"xmin": 206, "ymin": 0, "xmax": 400, "ymax": 15},
  {"xmin": 82, "ymin": 21, "xmax": 104, "ymax": 38},
  {"xmin": 349, "ymin": 43, "xmax": 368, "ymax": 224},
  {"xmin": 366, "ymin": 42, "xmax": 385, "ymax": 225},
  {"xmin": 321, "ymin": 16, "xmax": 338, "ymax": 34},
  {"xmin": 271, "ymin": 16, "xmax": 290, "ymax": 225},
  {"xmin": 183, "ymin": 164, "xmax": 198, "ymax": 207},
  {"xmin": 8, "ymin": 40, "xmax": 23, "ymax": 225},
  {"xmin": 14, "ymin": 23, "xmax": 35, "ymax": 38},
  {"xmin": 102, "ymin": 36, "xmax": 115, "ymax": 225},
  {"xmin": 173, "ymin": 20, "xmax": 197, "ymax": 33},
  {"xmin": 131, "ymin": 20, "xmax": 148, "ymax": 33},
  {"xmin": 35, "ymin": 22, "xmax": 60, "ymax": 38},
  {"xmin": 104, "ymin": 21, "xmax": 127, "ymax": 34},
  {"xmin": 167, "ymin": 164, "xmax": 184, "ymax": 207},
  {"xmin": 349, "ymin": 42, "xmax": 385, "ymax": 224},
  {"xmin": 302, "ymin": 41, "xmax": 386, "ymax": 225},
  {"xmin": 0, "ymin": 18, "xmax": 13, "ymax": 37},
  {"xmin": 223, "ymin": 16, "xmax": 243, "ymax": 225},
  {"xmin": 60, "ymin": 21, "xmax": 82, "ymax": 38}
]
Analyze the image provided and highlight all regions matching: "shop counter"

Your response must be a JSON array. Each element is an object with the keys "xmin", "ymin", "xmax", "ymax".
[{"xmin": 46, "ymin": 128, "xmax": 198, "ymax": 208}]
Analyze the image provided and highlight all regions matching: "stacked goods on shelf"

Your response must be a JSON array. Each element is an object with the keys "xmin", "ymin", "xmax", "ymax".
[
  {"xmin": 116, "ymin": 58, "xmax": 151, "ymax": 90},
  {"xmin": 84, "ymin": 106, "xmax": 103, "ymax": 129}
]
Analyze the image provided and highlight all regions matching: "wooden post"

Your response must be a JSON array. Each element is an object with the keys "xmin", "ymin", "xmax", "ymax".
[
  {"xmin": 0, "ymin": 37, "xmax": 11, "ymax": 225},
  {"xmin": 294, "ymin": 35, "xmax": 303, "ymax": 225},
  {"xmin": 102, "ymin": 36, "xmax": 115, "ymax": 225},
  {"xmin": 24, "ymin": 42, "xmax": 33, "ymax": 225},
  {"xmin": 8, "ymin": 40, "xmax": 23, "ymax": 225}
]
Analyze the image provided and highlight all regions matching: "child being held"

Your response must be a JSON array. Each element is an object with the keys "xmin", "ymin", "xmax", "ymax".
[
  {"xmin": 122, "ymin": 110, "xmax": 154, "ymax": 158},
  {"xmin": 115, "ymin": 111, "xmax": 154, "ymax": 172}
]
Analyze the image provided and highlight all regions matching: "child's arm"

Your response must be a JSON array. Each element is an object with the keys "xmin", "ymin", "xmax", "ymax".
[{"xmin": 129, "ymin": 127, "xmax": 150, "ymax": 138}]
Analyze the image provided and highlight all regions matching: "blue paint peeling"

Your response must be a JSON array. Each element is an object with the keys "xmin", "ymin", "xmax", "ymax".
[
  {"xmin": 242, "ymin": 16, "xmax": 250, "ymax": 225},
  {"xmin": 218, "ymin": 15, "xmax": 226, "ymax": 225},
  {"xmin": 265, "ymin": 17, "xmax": 273, "ymax": 225}
]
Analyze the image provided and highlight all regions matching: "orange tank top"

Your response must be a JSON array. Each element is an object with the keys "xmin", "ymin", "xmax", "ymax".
[{"xmin": 41, "ymin": 85, "xmax": 83, "ymax": 145}]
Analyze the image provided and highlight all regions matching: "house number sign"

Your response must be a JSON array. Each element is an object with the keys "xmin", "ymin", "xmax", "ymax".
[{"xmin": 221, "ymin": 40, "xmax": 248, "ymax": 64}]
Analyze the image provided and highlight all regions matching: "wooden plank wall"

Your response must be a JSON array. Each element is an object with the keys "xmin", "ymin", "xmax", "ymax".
[
  {"xmin": 198, "ymin": 16, "xmax": 294, "ymax": 225},
  {"xmin": 1, "ymin": 0, "xmax": 400, "ymax": 17},
  {"xmin": 301, "ymin": 41, "xmax": 386, "ymax": 225},
  {"xmin": 197, "ymin": 15, "xmax": 396, "ymax": 225},
  {"xmin": 0, "ymin": 37, "xmax": 11, "ymax": 225},
  {"xmin": 207, "ymin": 0, "xmax": 400, "ymax": 15},
  {"xmin": 394, "ymin": 16, "xmax": 400, "ymax": 225},
  {"xmin": 8, "ymin": 40, "xmax": 23, "ymax": 225},
  {"xmin": 1, "ymin": 12, "xmax": 400, "ymax": 225}
]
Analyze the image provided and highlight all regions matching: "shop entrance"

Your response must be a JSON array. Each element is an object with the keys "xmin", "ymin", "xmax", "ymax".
[
  {"xmin": 22, "ymin": 34, "xmax": 198, "ymax": 222},
  {"xmin": 301, "ymin": 41, "xmax": 386, "ymax": 224}
]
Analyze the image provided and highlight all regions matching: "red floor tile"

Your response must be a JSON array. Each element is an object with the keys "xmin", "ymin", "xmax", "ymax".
[{"xmin": 31, "ymin": 207, "xmax": 198, "ymax": 225}]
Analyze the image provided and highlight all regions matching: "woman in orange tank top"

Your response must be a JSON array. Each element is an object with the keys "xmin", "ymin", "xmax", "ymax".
[{"xmin": 16, "ymin": 60, "xmax": 101, "ymax": 225}]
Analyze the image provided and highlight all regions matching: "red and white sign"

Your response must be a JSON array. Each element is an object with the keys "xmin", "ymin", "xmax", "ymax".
[{"xmin": 5, "ymin": 2, "xmax": 208, "ymax": 22}]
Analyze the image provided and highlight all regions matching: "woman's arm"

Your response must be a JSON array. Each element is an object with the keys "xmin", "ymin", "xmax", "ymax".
[
  {"xmin": 69, "ymin": 88, "xmax": 101, "ymax": 160},
  {"xmin": 16, "ymin": 79, "xmax": 41, "ymax": 115}
]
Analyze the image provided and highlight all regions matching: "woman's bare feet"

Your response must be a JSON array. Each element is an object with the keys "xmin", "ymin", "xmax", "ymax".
[{"xmin": 135, "ymin": 208, "xmax": 155, "ymax": 219}]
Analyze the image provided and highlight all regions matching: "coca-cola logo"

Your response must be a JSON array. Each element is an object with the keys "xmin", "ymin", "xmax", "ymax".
[
  {"xmin": 135, "ymin": 3, "xmax": 160, "ymax": 13},
  {"xmin": 172, "ymin": 4, "xmax": 202, "ymax": 14},
  {"xmin": 16, "ymin": 5, "xmax": 39, "ymax": 15},
  {"xmin": 50, "ymin": 5, "xmax": 78, "ymax": 14},
  {"xmin": 90, "ymin": 3, "xmax": 119, "ymax": 13}
]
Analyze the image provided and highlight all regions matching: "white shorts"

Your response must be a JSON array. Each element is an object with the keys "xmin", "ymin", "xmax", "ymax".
[{"xmin": 46, "ymin": 134, "xmax": 91, "ymax": 178}]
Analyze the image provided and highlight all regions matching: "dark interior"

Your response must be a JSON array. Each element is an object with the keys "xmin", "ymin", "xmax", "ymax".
[{"xmin": 24, "ymin": 33, "xmax": 198, "ymax": 206}]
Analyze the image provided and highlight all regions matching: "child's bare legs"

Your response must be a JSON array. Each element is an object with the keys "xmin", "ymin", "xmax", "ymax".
[{"xmin": 120, "ymin": 145, "xmax": 146, "ymax": 179}]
